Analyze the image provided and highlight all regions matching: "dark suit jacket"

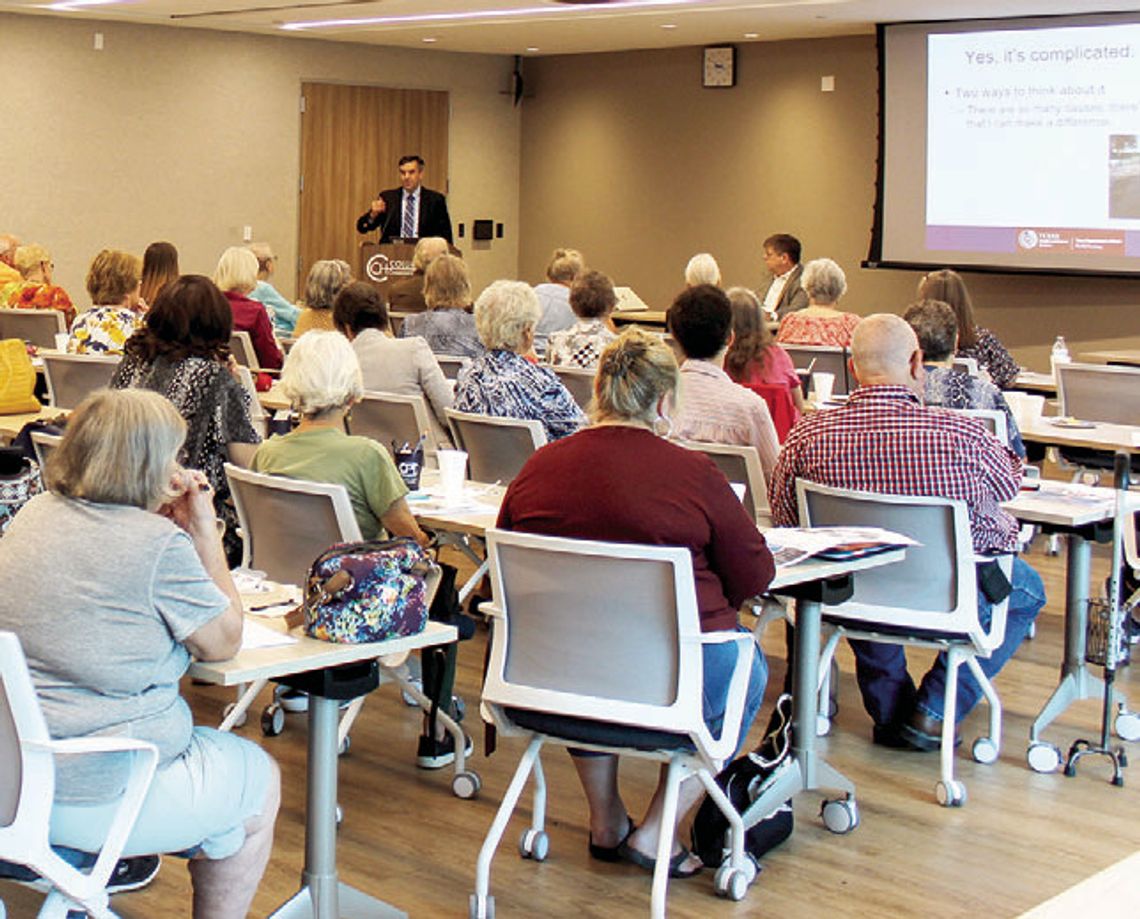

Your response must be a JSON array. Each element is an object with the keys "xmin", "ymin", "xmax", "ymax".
[
  {"xmin": 356, "ymin": 186, "xmax": 453, "ymax": 244},
  {"xmin": 771, "ymin": 264, "xmax": 808, "ymax": 320}
]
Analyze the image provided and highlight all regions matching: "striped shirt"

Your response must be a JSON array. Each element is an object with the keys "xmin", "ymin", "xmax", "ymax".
[{"xmin": 769, "ymin": 385, "xmax": 1022, "ymax": 552}]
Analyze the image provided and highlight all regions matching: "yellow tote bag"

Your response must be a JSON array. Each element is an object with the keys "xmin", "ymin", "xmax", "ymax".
[{"xmin": 0, "ymin": 339, "xmax": 42, "ymax": 414}]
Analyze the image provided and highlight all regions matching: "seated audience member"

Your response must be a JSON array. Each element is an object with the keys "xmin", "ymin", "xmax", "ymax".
[
  {"xmin": 113, "ymin": 275, "xmax": 262, "ymax": 564},
  {"xmin": 684, "ymin": 252, "xmax": 722, "ymax": 288},
  {"xmin": 333, "ymin": 280, "xmax": 453, "ymax": 445},
  {"xmin": 498, "ymin": 327, "xmax": 773, "ymax": 877},
  {"xmin": 533, "ymin": 247, "xmax": 584, "ymax": 353},
  {"xmin": 769, "ymin": 314, "xmax": 1044, "ymax": 750},
  {"xmin": 0, "ymin": 388, "xmax": 279, "ymax": 919},
  {"xmin": 6, "ymin": 244, "xmax": 75, "ymax": 325},
  {"xmin": 293, "ymin": 259, "xmax": 353, "ymax": 337},
  {"xmin": 401, "ymin": 254, "xmax": 484, "ymax": 358},
  {"xmin": 0, "ymin": 233, "xmax": 20, "ymax": 286},
  {"xmin": 724, "ymin": 286, "xmax": 805, "ymax": 418},
  {"xmin": 140, "ymin": 241, "xmax": 180, "ymax": 308},
  {"xmin": 918, "ymin": 268, "xmax": 1020, "ymax": 389},
  {"xmin": 387, "ymin": 236, "xmax": 449, "ymax": 314},
  {"xmin": 68, "ymin": 249, "xmax": 145, "ymax": 355},
  {"xmin": 669, "ymin": 284, "xmax": 780, "ymax": 481},
  {"xmin": 213, "ymin": 247, "xmax": 284, "ymax": 370},
  {"xmin": 455, "ymin": 280, "xmax": 587, "ymax": 442},
  {"xmin": 904, "ymin": 299, "xmax": 1025, "ymax": 458},
  {"xmin": 760, "ymin": 233, "xmax": 807, "ymax": 320},
  {"xmin": 251, "ymin": 332, "xmax": 467, "ymax": 765},
  {"xmin": 547, "ymin": 269, "xmax": 619, "ymax": 369},
  {"xmin": 775, "ymin": 258, "xmax": 860, "ymax": 348},
  {"xmin": 247, "ymin": 242, "xmax": 300, "ymax": 336}
]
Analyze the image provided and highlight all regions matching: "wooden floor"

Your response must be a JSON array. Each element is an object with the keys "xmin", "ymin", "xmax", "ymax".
[{"xmin": 5, "ymin": 532, "xmax": 1140, "ymax": 917}]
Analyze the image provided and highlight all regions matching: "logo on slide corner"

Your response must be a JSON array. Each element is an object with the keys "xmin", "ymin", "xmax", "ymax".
[
  {"xmin": 1017, "ymin": 229, "xmax": 1039, "ymax": 250},
  {"xmin": 366, "ymin": 253, "xmax": 390, "ymax": 283}
]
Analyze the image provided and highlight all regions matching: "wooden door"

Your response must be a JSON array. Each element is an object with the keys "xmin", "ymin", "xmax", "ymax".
[{"xmin": 298, "ymin": 83, "xmax": 449, "ymax": 294}]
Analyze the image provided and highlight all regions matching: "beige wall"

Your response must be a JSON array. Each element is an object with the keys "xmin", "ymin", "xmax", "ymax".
[
  {"xmin": 0, "ymin": 13, "xmax": 521, "ymax": 302},
  {"xmin": 519, "ymin": 37, "xmax": 1140, "ymax": 372}
]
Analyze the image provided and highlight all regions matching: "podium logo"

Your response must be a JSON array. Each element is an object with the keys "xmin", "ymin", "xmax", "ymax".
[{"xmin": 366, "ymin": 253, "xmax": 391, "ymax": 283}]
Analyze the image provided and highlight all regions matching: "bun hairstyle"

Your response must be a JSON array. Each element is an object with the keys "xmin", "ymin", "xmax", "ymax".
[{"xmin": 593, "ymin": 327, "xmax": 679, "ymax": 425}]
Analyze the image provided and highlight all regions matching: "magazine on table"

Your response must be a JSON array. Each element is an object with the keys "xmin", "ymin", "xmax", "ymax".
[{"xmin": 762, "ymin": 526, "xmax": 918, "ymax": 568}]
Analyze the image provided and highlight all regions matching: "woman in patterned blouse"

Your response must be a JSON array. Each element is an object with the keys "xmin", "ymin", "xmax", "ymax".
[
  {"xmin": 4, "ymin": 244, "xmax": 75, "ymax": 326},
  {"xmin": 401, "ymin": 254, "xmax": 485, "ymax": 359},
  {"xmin": 775, "ymin": 258, "xmax": 862, "ymax": 349},
  {"xmin": 67, "ymin": 249, "xmax": 144, "ymax": 355},
  {"xmin": 454, "ymin": 279, "xmax": 586, "ymax": 442},
  {"xmin": 918, "ymin": 268, "xmax": 1021, "ymax": 390},
  {"xmin": 546, "ymin": 269, "xmax": 618, "ymax": 369}
]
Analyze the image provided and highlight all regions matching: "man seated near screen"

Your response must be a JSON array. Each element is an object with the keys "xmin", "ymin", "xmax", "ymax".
[
  {"xmin": 759, "ymin": 233, "xmax": 807, "ymax": 321},
  {"xmin": 768, "ymin": 313, "xmax": 1045, "ymax": 751},
  {"xmin": 669, "ymin": 284, "xmax": 780, "ymax": 482}
]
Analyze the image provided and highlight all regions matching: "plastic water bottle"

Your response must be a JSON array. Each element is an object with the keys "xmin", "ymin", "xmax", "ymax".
[{"xmin": 1050, "ymin": 335, "xmax": 1071, "ymax": 380}]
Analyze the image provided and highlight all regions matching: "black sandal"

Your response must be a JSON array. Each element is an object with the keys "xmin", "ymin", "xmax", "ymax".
[{"xmin": 588, "ymin": 815, "xmax": 635, "ymax": 862}]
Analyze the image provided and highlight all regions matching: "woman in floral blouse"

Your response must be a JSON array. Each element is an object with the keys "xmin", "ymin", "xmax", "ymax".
[
  {"xmin": 67, "ymin": 249, "xmax": 144, "ymax": 355},
  {"xmin": 775, "ymin": 258, "xmax": 861, "ymax": 349},
  {"xmin": 454, "ymin": 280, "xmax": 586, "ymax": 443},
  {"xmin": 4, "ymin": 244, "xmax": 75, "ymax": 326}
]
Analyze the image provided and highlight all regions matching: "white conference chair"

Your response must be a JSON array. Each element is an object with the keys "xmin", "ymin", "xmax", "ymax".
[
  {"xmin": 783, "ymin": 345, "xmax": 851, "ymax": 396},
  {"xmin": 678, "ymin": 440, "xmax": 770, "ymax": 527},
  {"xmin": 222, "ymin": 465, "xmax": 477, "ymax": 796},
  {"xmin": 29, "ymin": 432, "xmax": 62, "ymax": 471},
  {"xmin": 0, "ymin": 631, "xmax": 158, "ymax": 919},
  {"xmin": 0, "ymin": 310, "xmax": 66, "ymax": 349},
  {"xmin": 1054, "ymin": 362, "xmax": 1140, "ymax": 481},
  {"xmin": 40, "ymin": 353, "xmax": 120, "ymax": 410},
  {"xmin": 958, "ymin": 407, "xmax": 1008, "ymax": 444},
  {"xmin": 228, "ymin": 331, "xmax": 260, "ymax": 372},
  {"xmin": 797, "ymin": 481, "xmax": 1012, "ymax": 807},
  {"xmin": 549, "ymin": 365, "xmax": 594, "ymax": 411},
  {"xmin": 348, "ymin": 391, "xmax": 439, "ymax": 465},
  {"xmin": 471, "ymin": 529, "xmax": 757, "ymax": 919},
  {"xmin": 952, "ymin": 356, "xmax": 980, "ymax": 377},
  {"xmin": 435, "ymin": 354, "xmax": 468, "ymax": 381},
  {"xmin": 445, "ymin": 409, "xmax": 547, "ymax": 485}
]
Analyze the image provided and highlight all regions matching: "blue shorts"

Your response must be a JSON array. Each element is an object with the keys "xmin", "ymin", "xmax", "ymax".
[{"xmin": 50, "ymin": 727, "xmax": 274, "ymax": 861}]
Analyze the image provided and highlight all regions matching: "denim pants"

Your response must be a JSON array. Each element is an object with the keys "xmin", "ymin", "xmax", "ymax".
[{"xmin": 850, "ymin": 557, "xmax": 1046, "ymax": 727}]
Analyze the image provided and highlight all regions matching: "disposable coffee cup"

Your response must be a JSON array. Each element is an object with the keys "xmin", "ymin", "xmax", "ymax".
[
  {"xmin": 1004, "ymin": 392, "xmax": 1044, "ymax": 427},
  {"xmin": 812, "ymin": 371, "xmax": 835, "ymax": 404},
  {"xmin": 394, "ymin": 443, "xmax": 424, "ymax": 490},
  {"xmin": 437, "ymin": 449, "xmax": 468, "ymax": 503},
  {"xmin": 54, "ymin": 333, "xmax": 69, "ymax": 351}
]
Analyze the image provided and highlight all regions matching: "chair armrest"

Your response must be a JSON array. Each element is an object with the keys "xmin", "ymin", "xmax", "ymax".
[
  {"xmin": 481, "ymin": 602, "xmax": 505, "ymax": 621},
  {"xmin": 28, "ymin": 737, "xmax": 159, "ymax": 759},
  {"xmin": 695, "ymin": 630, "xmax": 756, "ymax": 765}
]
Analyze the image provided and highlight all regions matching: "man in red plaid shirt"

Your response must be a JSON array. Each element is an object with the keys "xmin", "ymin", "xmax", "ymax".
[{"xmin": 769, "ymin": 313, "xmax": 1045, "ymax": 750}]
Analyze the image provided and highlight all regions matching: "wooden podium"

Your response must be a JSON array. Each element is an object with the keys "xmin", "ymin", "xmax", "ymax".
[{"xmin": 360, "ymin": 242, "xmax": 416, "ymax": 296}]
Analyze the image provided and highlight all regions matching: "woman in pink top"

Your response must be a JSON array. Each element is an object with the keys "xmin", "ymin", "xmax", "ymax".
[
  {"xmin": 724, "ymin": 287, "xmax": 805, "ymax": 413},
  {"xmin": 775, "ymin": 258, "xmax": 861, "ymax": 349}
]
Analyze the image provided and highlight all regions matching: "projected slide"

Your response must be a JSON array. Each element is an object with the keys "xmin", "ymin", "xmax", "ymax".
[{"xmin": 926, "ymin": 22, "xmax": 1140, "ymax": 258}]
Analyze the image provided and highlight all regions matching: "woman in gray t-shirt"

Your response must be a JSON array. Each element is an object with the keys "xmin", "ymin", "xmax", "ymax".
[{"xmin": 0, "ymin": 389, "xmax": 279, "ymax": 919}]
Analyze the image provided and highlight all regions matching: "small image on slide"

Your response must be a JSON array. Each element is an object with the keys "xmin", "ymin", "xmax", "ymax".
[{"xmin": 1108, "ymin": 134, "xmax": 1140, "ymax": 219}]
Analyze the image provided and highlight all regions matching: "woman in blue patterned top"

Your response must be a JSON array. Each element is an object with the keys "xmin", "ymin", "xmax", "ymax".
[{"xmin": 454, "ymin": 280, "xmax": 587, "ymax": 442}]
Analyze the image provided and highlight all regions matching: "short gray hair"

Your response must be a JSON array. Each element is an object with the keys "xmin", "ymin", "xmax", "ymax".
[
  {"xmin": 412, "ymin": 237, "xmax": 449, "ymax": 272},
  {"xmin": 474, "ymin": 280, "xmax": 541, "ymax": 352},
  {"xmin": 903, "ymin": 299, "xmax": 958, "ymax": 363},
  {"xmin": 213, "ymin": 246, "xmax": 260, "ymax": 295},
  {"xmin": 685, "ymin": 252, "xmax": 721, "ymax": 287},
  {"xmin": 304, "ymin": 259, "xmax": 353, "ymax": 311},
  {"xmin": 47, "ymin": 388, "xmax": 186, "ymax": 510},
  {"xmin": 594, "ymin": 327, "xmax": 679, "ymax": 425},
  {"xmin": 281, "ymin": 330, "xmax": 363, "ymax": 418},
  {"xmin": 802, "ymin": 258, "xmax": 847, "ymax": 305}
]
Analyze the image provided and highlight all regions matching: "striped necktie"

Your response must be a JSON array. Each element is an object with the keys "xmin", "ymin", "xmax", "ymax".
[{"xmin": 402, "ymin": 192, "xmax": 417, "ymax": 238}]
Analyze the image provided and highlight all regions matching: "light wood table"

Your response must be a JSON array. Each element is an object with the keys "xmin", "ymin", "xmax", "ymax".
[
  {"xmin": 1012, "ymin": 370, "xmax": 1058, "ymax": 394},
  {"xmin": 1081, "ymin": 349, "xmax": 1140, "ymax": 367},
  {"xmin": 612, "ymin": 309, "xmax": 667, "ymax": 327},
  {"xmin": 1019, "ymin": 415, "xmax": 1140, "ymax": 454},
  {"xmin": 0, "ymin": 406, "xmax": 67, "ymax": 443},
  {"xmin": 190, "ymin": 619, "xmax": 457, "ymax": 919},
  {"xmin": 259, "ymin": 381, "xmax": 290, "ymax": 413}
]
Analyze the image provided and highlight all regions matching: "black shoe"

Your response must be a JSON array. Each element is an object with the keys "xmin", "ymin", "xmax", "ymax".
[
  {"xmin": 871, "ymin": 723, "xmax": 914, "ymax": 749},
  {"xmin": 107, "ymin": 855, "xmax": 161, "ymax": 893},
  {"xmin": 899, "ymin": 711, "xmax": 961, "ymax": 752},
  {"xmin": 416, "ymin": 731, "xmax": 473, "ymax": 769}
]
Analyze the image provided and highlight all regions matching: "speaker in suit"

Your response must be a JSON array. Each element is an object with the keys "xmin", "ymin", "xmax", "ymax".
[{"xmin": 356, "ymin": 186, "xmax": 453, "ymax": 244}]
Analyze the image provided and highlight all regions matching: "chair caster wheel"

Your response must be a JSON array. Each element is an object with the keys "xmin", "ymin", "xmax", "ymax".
[
  {"xmin": 816, "ymin": 714, "xmax": 831, "ymax": 737},
  {"xmin": 1115, "ymin": 710, "xmax": 1140, "ymax": 742},
  {"xmin": 452, "ymin": 770, "xmax": 482, "ymax": 799},
  {"xmin": 261, "ymin": 704, "xmax": 285, "ymax": 736},
  {"xmin": 338, "ymin": 734, "xmax": 351, "ymax": 756},
  {"xmin": 971, "ymin": 736, "xmax": 999, "ymax": 765},
  {"xmin": 1027, "ymin": 741, "xmax": 1062, "ymax": 774},
  {"xmin": 222, "ymin": 701, "xmax": 248, "ymax": 728},
  {"xmin": 518, "ymin": 828, "xmax": 549, "ymax": 861},
  {"xmin": 936, "ymin": 780, "xmax": 967, "ymax": 807},
  {"xmin": 714, "ymin": 864, "xmax": 751, "ymax": 901},
  {"xmin": 820, "ymin": 796, "xmax": 859, "ymax": 833},
  {"xmin": 468, "ymin": 894, "xmax": 495, "ymax": 919}
]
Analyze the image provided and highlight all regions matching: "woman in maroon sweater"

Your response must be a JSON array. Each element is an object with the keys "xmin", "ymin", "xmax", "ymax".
[
  {"xmin": 497, "ymin": 327, "xmax": 774, "ymax": 879},
  {"xmin": 213, "ymin": 246, "xmax": 283, "ymax": 370}
]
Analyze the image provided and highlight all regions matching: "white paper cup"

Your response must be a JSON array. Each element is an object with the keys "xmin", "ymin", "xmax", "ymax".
[
  {"xmin": 54, "ymin": 332, "xmax": 69, "ymax": 351},
  {"xmin": 1004, "ymin": 392, "xmax": 1044, "ymax": 427},
  {"xmin": 812, "ymin": 371, "xmax": 835, "ymax": 404},
  {"xmin": 437, "ymin": 449, "xmax": 468, "ymax": 502}
]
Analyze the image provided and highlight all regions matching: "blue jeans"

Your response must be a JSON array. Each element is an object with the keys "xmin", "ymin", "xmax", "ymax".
[
  {"xmin": 702, "ymin": 630, "xmax": 768, "ymax": 756},
  {"xmin": 850, "ymin": 557, "xmax": 1045, "ymax": 727}
]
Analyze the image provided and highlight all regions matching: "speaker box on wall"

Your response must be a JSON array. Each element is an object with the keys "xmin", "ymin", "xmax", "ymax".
[{"xmin": 472, "ymin": 219, "xmax": 494, "ymax": 241}]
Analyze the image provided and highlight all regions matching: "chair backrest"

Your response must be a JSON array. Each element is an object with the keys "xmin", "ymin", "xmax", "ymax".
[
  {"xmin": 445, "ymin": 409, "xmax": 547, "ymax": 484},
  {"xmin": 1058, "ymin": 362, "xmax": 1140, "ymax": 426},
  {"xmin": 435, "ymin": 354, "xmax": 468, "ymax": 381},
  {"xmin": 0, "ymin": 630, "xmax": 53, "ymax": 836},
  {"xmin": 783, "ymin": 345, "xmax": 851, "ymax": 396},
  {"xmin": 229, "ymin": 331, "xmax": 260, "ymax": 371},
  {"xmin": 678, "ymin": 440, "xmax": 769, "ymax": 523},
  {"xmin": 388, "ymin": 313, "xmax": 407, "ymax": 337},
  {"xmin": 233, "ymin": 365, "xmax": 268, "ymax": 438},
  {"xmin": 958, "ymin": 408, "xmax": 1008, "ymax": 445},
  {"xmin": 482, "ymin": 529, "xmax": 728, "ymax": 752},
  {"xmin": 40, "ymin": 352, "xmax": 120, "ymax": 409},
  {"xmin": 0, "ymin": 309, "xmax": 67, "ymax": 348},
  {"xmin": 30, "ymin": 431, "xmax": 62, "ymax": 470},
  {"xmin": 550, "ymin": 365, "xmax": 595, "ymax": 411},
  {"xmin": 952, "ymin": 356, "xmax": 980, "ymax": 377},
  {"xmin": 225, "ymin": 464, "xmax": 362, "ymax": 585},
  {"xmin": 796, "ymin": 481, "xmax": 986, "ymax": 642},
  {"xmin": 348, "ymin": 390, "xmax": 438, "ymax": 459}
]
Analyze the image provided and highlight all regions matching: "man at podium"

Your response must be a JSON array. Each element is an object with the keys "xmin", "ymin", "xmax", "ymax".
[{"xmin": 356, "ymin": 154, "xmax": 453, "ymax": 244}]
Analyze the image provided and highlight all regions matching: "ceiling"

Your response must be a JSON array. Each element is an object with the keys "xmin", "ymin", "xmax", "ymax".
[{"xmin": 2, "ymin": 0, "xmax": 1135, "ymax": 56}]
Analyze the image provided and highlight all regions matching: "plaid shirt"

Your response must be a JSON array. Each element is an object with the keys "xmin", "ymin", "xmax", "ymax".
[{"xmin": 769, "ymin": 385, "xmax": 1023, "ymax": 552}]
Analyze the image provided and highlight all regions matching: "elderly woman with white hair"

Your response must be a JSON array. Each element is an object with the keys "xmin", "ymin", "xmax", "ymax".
[
  {"xmin": 213, "ymin": 246, "xmax": 283, "ymax": 369},
  {"xmin": 293, "ymin": 259, "xmax": 353, "ymax": 338},
  {"xmin": 454, "ymin": 280, "xmax": 587, "ymax": 442},
  {"xmin": 775, "ymin": 257, "xmax": 861, "ymax": 348},
  {"xmin": 684, "ymin": 252, "xmax": 721, "ymax": 288}
]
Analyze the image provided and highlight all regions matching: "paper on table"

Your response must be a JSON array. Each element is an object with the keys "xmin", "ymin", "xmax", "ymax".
[
  {"xmin": 406, "ymin": 482, "xmax": 502, "ymax": 515},
  {"xmin": 763, "ymin": 526, "xmax": 918, "ymax": 567},
  {"xmin": 241, "ymin": 619, "xmax": 298, "ymax": 651}
]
